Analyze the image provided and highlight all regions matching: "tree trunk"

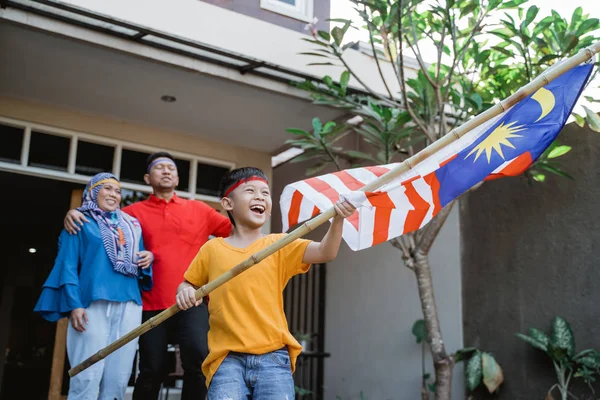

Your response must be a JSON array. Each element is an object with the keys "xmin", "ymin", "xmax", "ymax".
[
  {"xmin": 412, "ymin": 202, "xmax": 456, "ymax": 400},
  {"xmin": 414, "ymin": 252, "xmax": 454, "ymax": 400}
]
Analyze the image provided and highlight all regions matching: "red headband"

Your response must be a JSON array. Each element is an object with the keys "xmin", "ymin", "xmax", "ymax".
[{"xmin": 224, "ymin": 176, "xmax": 268, "ymax": 197}]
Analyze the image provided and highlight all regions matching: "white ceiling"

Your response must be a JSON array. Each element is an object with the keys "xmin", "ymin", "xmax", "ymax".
[{"xmin": 0, "ymin": 21, "xmax": 343, "ymax": 153}]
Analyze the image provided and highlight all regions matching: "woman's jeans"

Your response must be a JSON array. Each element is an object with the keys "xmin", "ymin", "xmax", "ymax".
[{"xmin": 208, "ymin": 347, "xmax": 295, "ymax": 400}]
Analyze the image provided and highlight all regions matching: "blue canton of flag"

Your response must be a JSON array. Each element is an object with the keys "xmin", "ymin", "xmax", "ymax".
[{"xmin": 435, "ymin": 63, "xmax": 594, "ymax": 207}]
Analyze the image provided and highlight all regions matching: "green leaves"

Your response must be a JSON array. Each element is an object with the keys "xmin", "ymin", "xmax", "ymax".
[
  {"xmin": 582, "ymin": 106, "xmax": 600, "ymax": 133},
  {"xmin": 453, "ymin": 347, "xmax": 478, "ymax": 363},
  {"xmin": 482, "ymin": 352, "xmax": 504, "ymax": 393},
  {"xmin": 466, "ymin": 351, "xmax": 483, "ymax": 391},
  {"xmin": 547, "ymin": 145, "xmax": 571, "ymax": 159},
  {"xmin": 516, "ymin": 327, "xmax": 550, "ymax": 352},
  {"xmin": 526, "ymin": 140, "xmax": 576, "ymax": 184},
  {"xmin": 294, "ymin": 385, "xmax": 313, "ymax": 396},
  {"xmin": 286, "ymin": 128, "xmax": 312, "ymax": 138},
  {"xmin": 498, "ymin": 0, "xmax": 528, "ymax": 9},
  {"xmin": 537, "ymin": 163, "xmax": 574, "ymax": 180},
  {"xmin": 340, "ymin": 71, "xmax": 350, "ymax": 97},
  {"xmin": 412, "ymin": 319, "xmax": 428, "ymax": 344},
  {"xmin": 306, "ymin": 162, "xmax": 327, "ymax": 176},
  {"xmin": 284, "ymin": 118, "xmax": 343, "ymax": 175},
  {"xmin": 576, "ymin": 350, "xmax": 600, "ymax": 370},
  {"xmin": 293, "ymin": 0, "xmax": 599, "ymax": 190},
  {"xmin": 331, "ymin": 20, "xmax": 353, "ymax": 46},
  {"xmin": 312, "ymin": 118, "xmax": 323, "ymax": 137},
  {"xmin": 517, "ymin": 333, "xmax": 547, "ymax": 352},
  {"xmin": 346, "ymin": 150, "xmax": 377, "ymax": 162},
  {"xmin": 521, "ymin": 5, "xmax": 539, "ymax": 31},
  {"xmin": 529, "ymin": 328, "xmax": 551, "ymax": 350},
  {"xmin": 460, "ymin": 349, "xmax": 504, "ymax": 393},
  {"xmin": 573, "ymin": 113, "xmax": 585, "ymax": 128},
  {"xmin": 517, "ymin": 317, "xmax": 600, "ymax": 393},
  {"xmin": 550, "ymin": 316, "xmax": 575, "ymax": 360},
  {"xmin": 317, "ymin": 31, "xmax": 330, "ymax": 42}
]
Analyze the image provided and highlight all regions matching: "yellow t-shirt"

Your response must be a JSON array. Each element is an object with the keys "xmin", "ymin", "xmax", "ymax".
[{"xmin": 183, "ymin": 233, "xmax": 312, "ymax": 388}]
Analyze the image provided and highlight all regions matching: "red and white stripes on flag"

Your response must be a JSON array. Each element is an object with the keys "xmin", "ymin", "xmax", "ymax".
[
  {"xmin": 279, "ymin": 163, "xmax": 435, "ymax": 251},
  {"xmin": 279, "ymin": 111, "xmax": 508, "ymax": 251}
]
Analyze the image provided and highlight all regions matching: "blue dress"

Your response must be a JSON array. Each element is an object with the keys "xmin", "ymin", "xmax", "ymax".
[{"xmin": 34, "ymin": 219, "xmax": 153, "ymax": 322}]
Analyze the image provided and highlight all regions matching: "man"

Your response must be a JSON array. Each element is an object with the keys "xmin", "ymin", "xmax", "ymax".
[{"xmin": 64, "ymin": 152, "xmax": 232, "ymax": 400}]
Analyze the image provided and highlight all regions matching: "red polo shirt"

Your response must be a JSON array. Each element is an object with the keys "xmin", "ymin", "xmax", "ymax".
[{"xmin": 123, "ymin": 193, "xmax": 231, "ymax": 310}]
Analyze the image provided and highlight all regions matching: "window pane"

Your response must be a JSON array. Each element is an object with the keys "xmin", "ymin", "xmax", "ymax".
[
  {"xmin": 0, "ymin": 124, "xmax": 23, "ymax": 164},
  {"xmin": 174, "ymin": 159, "xmax": 190, "ymax": 192},
  {"xmin": 196, "ymin": 163, "xmax": 230, "ymax": 197},
  {"xmin": 278, "ymin": 0, "xmax": 296, "ymax": 4},
  {"xmin": 28, "ymin": 131, "xmax": 70, "ymax": 171},
  {"xmin": 76, "ymin": 140, "xmax": 114, "ymax": 176},
  {"xmin": 120, "ymin": 149, "xmax": 150, "ymax": 185},
  {"xmin": 121, "ymin": 188, "xmax": 149, "ymax": 207}
]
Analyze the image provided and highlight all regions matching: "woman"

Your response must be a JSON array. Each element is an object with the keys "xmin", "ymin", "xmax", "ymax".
[{"xmin": 34, "ymin": 172, "xmax": 153, "ymax": 400}]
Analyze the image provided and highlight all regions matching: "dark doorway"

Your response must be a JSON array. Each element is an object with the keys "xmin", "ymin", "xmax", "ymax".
[{"xmin": 0, "ymin": 171, "xmax": 83, "ymax": 399}]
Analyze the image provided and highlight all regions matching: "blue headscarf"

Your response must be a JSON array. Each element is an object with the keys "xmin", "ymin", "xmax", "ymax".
[{"xmin": 77, "ymin": 172, "xmax": 140, "ymax": 277}]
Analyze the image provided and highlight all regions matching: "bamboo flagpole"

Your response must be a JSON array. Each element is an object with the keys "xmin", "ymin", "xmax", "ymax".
[{"xmin": 68, "ymin": 42, "xmax": 600, "ymax": 378}]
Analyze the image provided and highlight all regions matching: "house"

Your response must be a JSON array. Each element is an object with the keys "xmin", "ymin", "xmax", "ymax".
[{"xmin": 0, "ymin": 1, "xmax": 461, "ymax": 399}]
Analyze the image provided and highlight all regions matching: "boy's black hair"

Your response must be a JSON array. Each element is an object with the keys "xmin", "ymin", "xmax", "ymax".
[
  {"xmin": 219, "ymin": 167, "xmax": 269, "ymax": 227},
  {"xmin": 146, "ymin": 151, "xmax": 176, "ymax": 172}
]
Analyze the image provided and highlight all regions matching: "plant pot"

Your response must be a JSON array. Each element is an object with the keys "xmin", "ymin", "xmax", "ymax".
[{"xmin": 300, "ymin": 339, "xmax": 311, "ymax": 352}]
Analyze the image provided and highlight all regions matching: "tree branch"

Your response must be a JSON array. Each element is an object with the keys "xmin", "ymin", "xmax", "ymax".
[
  {"xmin": 442, "ymin": 10, "xmax": 488, "ymax": 92},
  {"xmin": 403, "ymin": 35, "xmax": 438, "ymax": 90},
  {"xmin": 397, "ymin": 0, "xmax": 436, "ymax": 143},
  {"xmin": 435, "ymin": 31, "xmax": 446, "ymax": 82},
  {"xmin": 364, "ymin": 7, "xmax": 396, "ymax": 100},
  {"xmin": 333, "ymin": 49, "xmax": 400, "ymax": 108},
  {"xmin": 322, "ymin": 142, "xmax": 342, "ymax": 170},
  {"xmin": 416, "ymin": 201, "xmax": 455, "ymax": 255},
  {"xmin": 436, "ymin": 21, "xmax": 448, "ymax": 139},
  {"xmin": 390, "ymin": 237, "xmax": 415, "ymax": 270},
  {"xmin": 384, "ymin": 34, "xmax": 405, "ymax": 89}
]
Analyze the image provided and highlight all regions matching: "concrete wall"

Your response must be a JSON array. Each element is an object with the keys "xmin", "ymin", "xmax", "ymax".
[
  {"xmin": 54, "ymin": 0, "xmax": 416, "ymax": 96},
  {"xmin": 272, "ymin": 143, "xmax": 465, "ymax": 400},
  {"xmin": 201, "ymin": 0, "xmax": 330, "ymax": 33},
  {"xmin": 460, "ymin": 121, "xmax": 600, "ymax": 399}
]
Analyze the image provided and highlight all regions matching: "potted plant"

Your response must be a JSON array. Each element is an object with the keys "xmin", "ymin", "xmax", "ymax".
[
  {"xmin": 517, "ymin": 316, "xmax": 600, "ymax": 400},
  {"xmin": 294, "ymin": 332, "xmax": 313, "ymax": 351}
]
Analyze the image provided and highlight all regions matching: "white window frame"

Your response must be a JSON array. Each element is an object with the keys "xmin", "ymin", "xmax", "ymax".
[
  {"xmin": 260, "ymin": 0, "xmax": 314, "ymax": 23},
  {"xmin": 0, "ymin": 115, "xmax": 235, "ymax": 203}
]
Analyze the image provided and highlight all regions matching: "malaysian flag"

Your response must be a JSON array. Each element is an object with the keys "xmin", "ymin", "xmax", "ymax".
[{"xmin": 280, "ymin": 64, "xmax": 593, "ymax": 251}]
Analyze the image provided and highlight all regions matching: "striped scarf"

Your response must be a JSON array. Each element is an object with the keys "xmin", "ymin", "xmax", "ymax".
[{"xmin": 78, "ymin": 172, "xmax": 139, "ymax": 277}]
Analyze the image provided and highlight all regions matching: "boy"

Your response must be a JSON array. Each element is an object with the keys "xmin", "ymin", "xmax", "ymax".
[{"xmin": 176, "ymin": 167, "xmax": 355, "ymax": 399}]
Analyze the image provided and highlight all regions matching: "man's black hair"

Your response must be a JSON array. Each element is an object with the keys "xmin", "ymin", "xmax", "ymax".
[
  {"xmin": 219, "ymin": 167, "xmax": 269, "ymax": 227},
  {"xmin": 146, "ymin": 151, "xmax": 176, "ymax": 172}
]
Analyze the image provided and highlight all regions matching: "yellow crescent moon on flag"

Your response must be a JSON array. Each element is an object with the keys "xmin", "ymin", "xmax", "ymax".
[{"xmin": 531, "ymin": 87, "xmax": 555, "ymax": 122}]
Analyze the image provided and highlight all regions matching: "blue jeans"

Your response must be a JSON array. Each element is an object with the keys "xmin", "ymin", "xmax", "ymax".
[{"xmin": 208, "ymin": 347, "xmax": 295, "ymax": 400}]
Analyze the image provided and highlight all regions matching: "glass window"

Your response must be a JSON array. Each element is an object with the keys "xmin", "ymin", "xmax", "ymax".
[
  {"xmin": 120, "ymin": 149, "xmax": 151, "ymax": 185},
  {"xmin": 174, "ymin": 158, "xmax": 190, "ymax": 192},
  {"xmin": 121, "ymin": 188, "xmax": 149, "ymax": 207},
  {"xmin": 0, "ymin": 124, "xmax": 24, "ymax": 164},
  {"xmin": 196, "ymin": 162, "xmax": 230, "ymax": 197},
  {"xmin": 260, "ymin": 0, "xmax": 312, "ymax": 22},
  {"xmin": 75, "ymin": 140, "xmax": 114, "ymax": 176},
  {"xmin": 28, "ymin": 131, "xmax": 70, "ymax": 171}
]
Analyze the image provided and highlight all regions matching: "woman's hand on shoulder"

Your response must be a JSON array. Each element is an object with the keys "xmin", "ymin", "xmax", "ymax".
[
  {"xmin": 136, "ymin": 251, "xmax": 153, "ymax": 269},
  {"xmin": 64, "ymin": 209, "xmax": 89, "ymax": 235}
]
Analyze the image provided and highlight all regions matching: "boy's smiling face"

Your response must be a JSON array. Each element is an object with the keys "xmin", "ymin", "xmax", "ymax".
[{"xmin": 222, "ymin": 179, "xmax": 272, "ymax": 229}]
